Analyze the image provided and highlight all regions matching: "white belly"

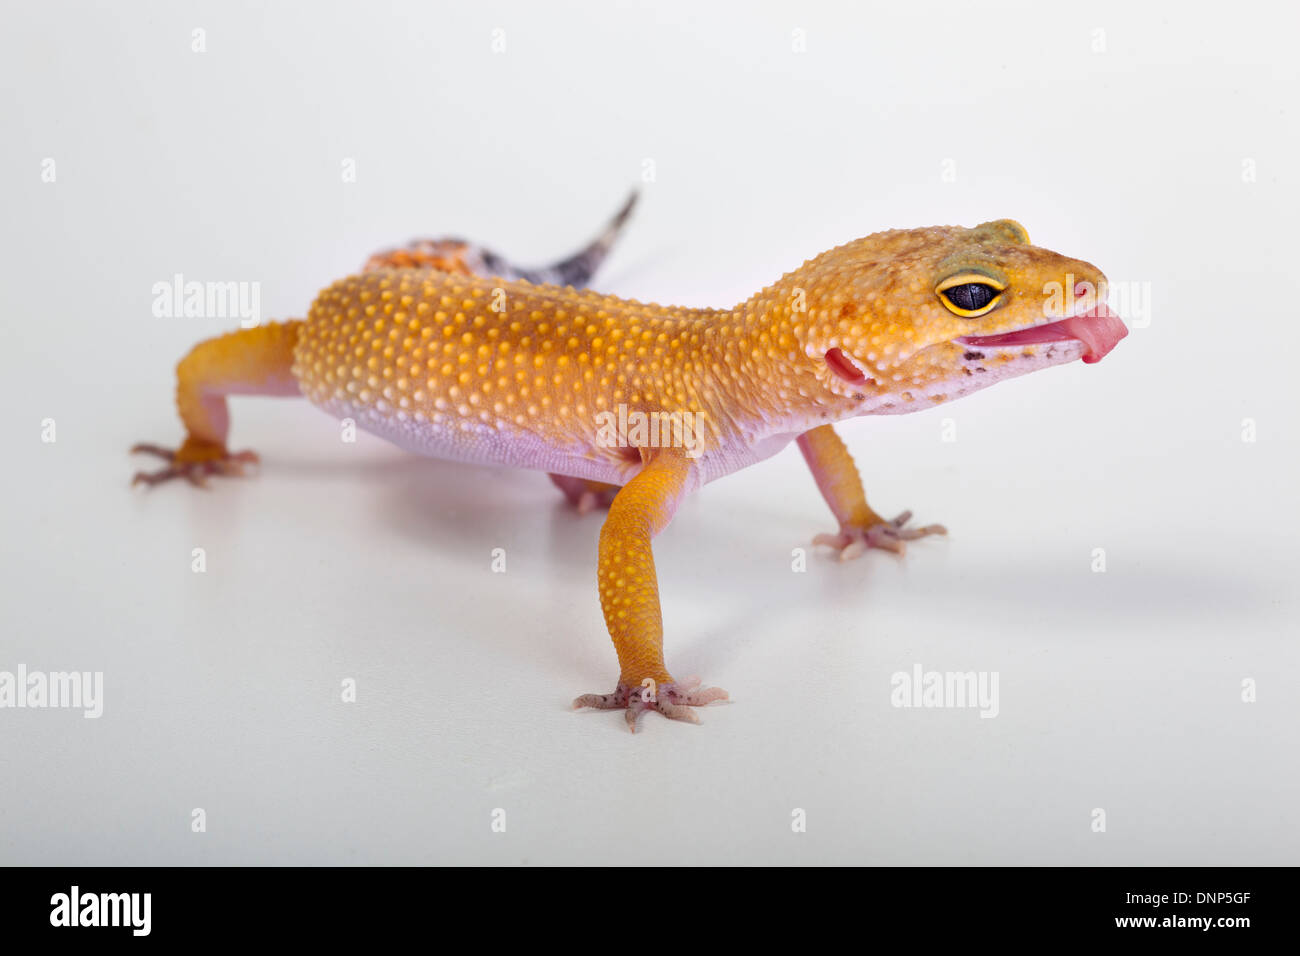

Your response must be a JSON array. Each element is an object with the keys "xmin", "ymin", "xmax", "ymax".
[{"xmin": 309, "ymin": 396, "xmax": 798, "ymax": 490}]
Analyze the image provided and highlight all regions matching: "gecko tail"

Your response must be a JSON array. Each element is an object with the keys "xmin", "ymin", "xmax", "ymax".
[
  {"xmin": 363, "ymin": 190, "xmax": 639, "ymax": 288},
  {"xmin": 484, "ymin": 190, "xmax": 639, "ymax": 288}
]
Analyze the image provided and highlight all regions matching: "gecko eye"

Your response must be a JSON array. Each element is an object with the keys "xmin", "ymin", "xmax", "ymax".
[{"xmin": 936, "ymin": 275, "xmax": 1006, "ymax": 318}]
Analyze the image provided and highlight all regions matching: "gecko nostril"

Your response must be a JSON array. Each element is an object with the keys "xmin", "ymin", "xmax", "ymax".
[{"xmin": 1075, "ymin": 282, "xmax": 1089, "ymax": 298}]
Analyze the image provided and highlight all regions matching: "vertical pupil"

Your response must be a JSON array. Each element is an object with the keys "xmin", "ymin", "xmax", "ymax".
[{"xmin": 949, "ymin": 283, "xmax": 994, "ymax": 311}]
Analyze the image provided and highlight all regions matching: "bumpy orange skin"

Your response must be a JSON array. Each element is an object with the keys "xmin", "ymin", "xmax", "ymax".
[
  {"xmin": 290, "ymin": 270, "xmax": 734, "ymax": 480},
  {"xmin": 362, "ymin": 240, "xmax": 476, "ymax": 274}
]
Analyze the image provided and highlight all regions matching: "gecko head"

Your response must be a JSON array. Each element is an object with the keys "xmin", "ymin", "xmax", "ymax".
[{"xmin": 777, "ymin": 220, "xmax": 1128, "ymax": 414}]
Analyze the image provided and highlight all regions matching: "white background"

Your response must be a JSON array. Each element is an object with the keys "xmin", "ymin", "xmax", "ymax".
[{"xmin": 2, "ymin": 0, "xmax": 1297, "ymax": 865}]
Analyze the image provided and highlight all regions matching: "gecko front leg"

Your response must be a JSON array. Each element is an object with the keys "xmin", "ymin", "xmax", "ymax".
[
  {"xmin": 797, "ymin": 424, "xmax": 946, "ymax": 560},
  {"xmin": 572, "ymin": 448, "xmax": 728, "ymax": 730}
]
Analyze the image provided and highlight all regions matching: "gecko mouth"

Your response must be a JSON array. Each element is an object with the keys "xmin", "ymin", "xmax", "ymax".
[{"xmin": 956, "ymin": 304, "xmax": 1128, "ymax": 364}]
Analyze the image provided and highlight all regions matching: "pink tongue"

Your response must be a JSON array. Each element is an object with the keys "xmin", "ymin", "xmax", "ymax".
[
  {"xmin": 961, "ymin": 304, "xmax": 1129, "ymax": 364},
  {"xmin": 1061, "ymin": 304, "xmax": 1129, "ymax": 364}
]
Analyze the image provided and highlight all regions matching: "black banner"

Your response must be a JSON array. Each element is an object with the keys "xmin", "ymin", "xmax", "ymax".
[{"xmin": 0, "ymin": 866, "xmax": 1286, "ymax": 943}]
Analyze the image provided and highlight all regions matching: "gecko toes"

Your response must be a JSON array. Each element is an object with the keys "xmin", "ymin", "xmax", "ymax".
[
  {"xmin": 813, "ymin": 511, "xmax": 946, "ymax": 560},
  {"xmin": 573, "ymin": 678, "xmax": 729, "ymax": 731},
  {"xmin": 130, "ymin": 442, "xmax": 261, "ymax": 489}
]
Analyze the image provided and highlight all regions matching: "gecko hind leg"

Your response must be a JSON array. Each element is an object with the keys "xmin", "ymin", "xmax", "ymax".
[
  {"xmin": 548, "ymin": 474, "xmax": 621, "ymax": 513},
  {"xmin": 132, "ymin": 320, "xmax": 302, "ymax": 489}
]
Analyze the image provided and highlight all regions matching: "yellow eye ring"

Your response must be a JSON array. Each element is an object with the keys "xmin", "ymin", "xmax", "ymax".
[{"xmin": 936, "ymin": 274, "xmax": 1006, "ymax": 318}]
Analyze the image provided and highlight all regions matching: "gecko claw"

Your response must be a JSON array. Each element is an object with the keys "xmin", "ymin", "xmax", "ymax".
[
  {"xmin": 130, "ymin": 443, "xmax": 180, "ymax": 461},
  {"xmin": 813, "ymin": 510, "xmax": 947, "ymax": 560},
  {"xmin": 573, "ymin": 677, "xmax": 729, "ymax": 732}
]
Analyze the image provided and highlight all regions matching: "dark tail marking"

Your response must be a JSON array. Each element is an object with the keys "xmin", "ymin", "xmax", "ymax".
[
  {"xmin": 485, "ymin": 190, "xmax": 639, "ymax": 288},
  {"xmin": 365, "ymin": 191, "xmax": 639, "ymax": 289}
]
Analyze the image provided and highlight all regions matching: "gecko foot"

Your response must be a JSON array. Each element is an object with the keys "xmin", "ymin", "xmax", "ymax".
[
  {"xmin": 130, "ymin": 440, "xmax": 260, "ymax": 488},
  {"xmin": 813, "ymin": 510, "xmax": 947, "ymax": 560},
  {"xmin": 548, "ymin": 474, "xmax": 621, "ymax": 514},
  {"xmin": 573, "ymin": 677, "xmax": 729, "ymax": 732}
]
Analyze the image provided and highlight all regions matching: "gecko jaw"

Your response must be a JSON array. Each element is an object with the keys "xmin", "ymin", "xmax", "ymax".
[{"xmin": 956, "ymin": 303, "xmax": 1128, "ymax": 365}]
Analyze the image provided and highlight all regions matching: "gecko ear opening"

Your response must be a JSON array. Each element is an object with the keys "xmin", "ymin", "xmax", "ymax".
[{"xmin": 825, "ymin": 348, "xmax": 871, "ymax": 385}]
